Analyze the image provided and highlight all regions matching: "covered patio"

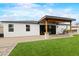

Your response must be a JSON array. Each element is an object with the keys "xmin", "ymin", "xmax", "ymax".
[{"xmin": 39, "ymin": 15, "xmax": 76, "ymax": 39}]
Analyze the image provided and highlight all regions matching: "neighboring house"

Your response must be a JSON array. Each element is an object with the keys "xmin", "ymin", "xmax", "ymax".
[
  {"xmin": 0, "ymin": 24, "xmax": 3, "ymax": 33},
  {"xmin": 0, "ymin": 15, "xmax": 76, "ymax": 37},
  {"xmin": 71, "ymin": 25, "xmax": 79, "ymax": 34},
  {"xmin": 0, "ymin": 23, "xmax": 3, "ymax": 37}
]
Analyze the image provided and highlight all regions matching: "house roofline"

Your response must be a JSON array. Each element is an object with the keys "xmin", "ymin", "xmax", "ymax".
[
  {"xmin": 1, "ymin": 15, "xmax": 76, "ymax": 24},
  {"xmin": 1, "ymin": 21, "xmax": 39, "ymax": 24}
]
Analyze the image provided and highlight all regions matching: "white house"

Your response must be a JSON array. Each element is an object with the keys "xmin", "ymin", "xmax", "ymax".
[{"xmin": 0, "ymin": 15, "xmax": 76, "ymax": 37}]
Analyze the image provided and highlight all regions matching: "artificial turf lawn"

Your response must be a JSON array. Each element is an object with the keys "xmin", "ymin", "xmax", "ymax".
[{"xmin": 9, "ymin": 35, "xmax": 79, "ymax": 56}]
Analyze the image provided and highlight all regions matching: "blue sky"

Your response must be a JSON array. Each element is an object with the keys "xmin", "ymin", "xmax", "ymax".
[{"xmin": 0, "ymin": 3, "xmax": 79, "ymax": 23}]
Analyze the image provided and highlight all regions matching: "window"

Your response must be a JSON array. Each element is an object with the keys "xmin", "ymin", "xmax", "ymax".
[
  {"xmin": 8, "ymin": 24, "xmax": 14, "ymax": 32},
  {"xmin": 26, "ymin": 25, "xmax": 30, "ymax": 31}
]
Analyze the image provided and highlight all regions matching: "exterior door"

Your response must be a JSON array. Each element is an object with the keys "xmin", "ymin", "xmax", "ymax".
[
  {"xmin": 48, "ymin": 25, "xmax": 56, "ymax": 35},
  {"xmin": 40, "ymin": 25, "xmax": 56, "ymax": 35},
  {"xmin": 40, "ymin": 25, "xmax": 45, "ymax": 35}
]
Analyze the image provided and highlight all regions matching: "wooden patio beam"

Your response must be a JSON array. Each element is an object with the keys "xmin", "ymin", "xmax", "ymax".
[
  {"xmin": 45, "ymin": 20, "xmax": 48, "ymax": 34},
  {"xmin": 47, "ymin": 19, "xmax": 71, "ymax": 23}
]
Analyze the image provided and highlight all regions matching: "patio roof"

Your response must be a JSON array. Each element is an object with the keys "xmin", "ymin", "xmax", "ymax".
[{"xmin": 39, "ymin": 15, "xmax": 76, "ymax": 23}]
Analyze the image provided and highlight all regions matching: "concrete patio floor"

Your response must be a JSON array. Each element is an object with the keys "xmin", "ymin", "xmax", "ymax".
[{"xmin": 0, "ymin": 34, "xmax": 73, "ymax": 56}]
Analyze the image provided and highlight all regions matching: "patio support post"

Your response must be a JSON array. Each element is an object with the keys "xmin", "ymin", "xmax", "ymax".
[
  {"xmin": 45, "ymin": 20, "xmax": 49, "ymax": 39},
  {"xmin": 45, "ymin": 20, "xmax": 48, "ymax": 34},
  {"xmin": 70, "ymin": 21, "xmax": 72, "ymax": 32}
]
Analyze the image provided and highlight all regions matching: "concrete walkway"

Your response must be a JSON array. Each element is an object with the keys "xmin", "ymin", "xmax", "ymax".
[
  {"xmin": 0, "ymin": 34, "xmax": 73, "ymax": 56},
  {"xmin": 0, "ymin": 43, "xmax": 16, "ymax": 56},
  {"xmin": 0, "ymin": 35, "xmax": 45, "ymax": 56}
]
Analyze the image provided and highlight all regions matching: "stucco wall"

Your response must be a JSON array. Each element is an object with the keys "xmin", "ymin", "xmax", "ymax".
[{"xmin": 3, "ymin": 23, "xmax": 40, "ymax": 37}]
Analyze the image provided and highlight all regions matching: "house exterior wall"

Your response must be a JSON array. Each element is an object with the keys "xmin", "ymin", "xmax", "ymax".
[
  {"xmin": 2, "ymin": 22, "xmax": 70, "ymax": 37},
  {"xmin": 3, "ymin": 23, "xmax": 40, "ymax": 37}
]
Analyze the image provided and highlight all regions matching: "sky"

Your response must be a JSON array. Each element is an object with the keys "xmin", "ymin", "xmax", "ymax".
[{"xmin": 0, "ymin": 3, "xmax": 79, "ymax": 23}]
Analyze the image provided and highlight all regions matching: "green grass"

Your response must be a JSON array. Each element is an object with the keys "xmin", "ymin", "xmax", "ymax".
[{"xmin": 9, "ymin": 35, "xmax": 79, "ymax": 56}]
